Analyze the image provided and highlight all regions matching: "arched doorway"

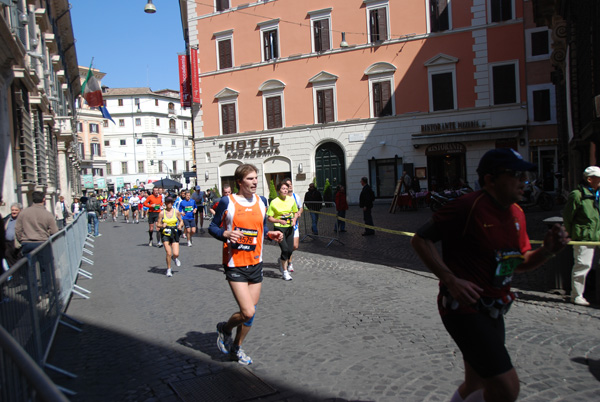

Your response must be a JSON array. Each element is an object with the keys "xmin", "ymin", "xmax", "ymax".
[{"xmin": 315, "ymin": 142, "xmax": 346, "ymax": 199}]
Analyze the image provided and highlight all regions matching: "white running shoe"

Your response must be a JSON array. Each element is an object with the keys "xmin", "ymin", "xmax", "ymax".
[
  {"xmin": 148, "ymin": 241, "xmax": 153, "ymax": 247},
  {"xmin": 230, "ymin": 345, "xmax": 252, "ymax": 365},
  {"xmin": 283, "ymin": 270, "xmax": 293, "ymax": 281},
  {"xmin": 157, "ymin": 242, "xmax": 163, "ymax": 248},
  {"xmin": 188, "ymin": 241, "xmax": 192, "ymax": 247},
  {"xmin": 288, "ymin": 263, "xmax": 294, "ymax": 272},
  {"xmin": 166, "ymin": 268, "xmax": 173, "ymax": 277},
  {"xmin": 173, "ymin": 257, "xmax": 181, "ymax": 267}
]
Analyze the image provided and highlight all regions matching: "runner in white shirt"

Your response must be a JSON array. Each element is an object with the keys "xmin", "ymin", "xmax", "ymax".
[{"xmin": 130, "ymin": 192, "xmax": 141, "ymax": 224}]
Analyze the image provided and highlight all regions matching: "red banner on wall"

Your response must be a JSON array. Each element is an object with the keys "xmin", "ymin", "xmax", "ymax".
[
  {"xmin": 178, "ymin": 54, "xmax": 191, "ymax": 108},
  {"xmin": 190, "ymin": 48, "xmax": 200, "ymax": 104}
]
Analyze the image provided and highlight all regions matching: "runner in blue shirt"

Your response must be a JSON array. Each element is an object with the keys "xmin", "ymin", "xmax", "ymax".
[{"xmin": 179, "ymin": 191, "xmax": 198, "ymax": 247}]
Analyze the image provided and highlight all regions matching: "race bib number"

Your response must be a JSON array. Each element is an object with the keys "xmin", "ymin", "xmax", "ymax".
[
  {"xmin": 184, "ymin": 206, "xmax": 193, "ymax": 212},
  {"xmin": 162, "ymin": 227, "xmax": 172, "ymax": 236},
  {"xmin": 493, "ymin": 250, "xmax": 523, "ymax": 288},
  {"xmin": 154, "ymin": 205, "xmax": 161, "ymax": 211},
  {"xmin": 231, "ymin": 227, "xmax": 258, "ymax": 251}
]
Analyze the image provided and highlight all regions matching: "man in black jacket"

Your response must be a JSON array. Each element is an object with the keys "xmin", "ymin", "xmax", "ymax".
[
  {"xmin": 304, "ymin": 183, "xmax": 323, "ymax": 235},
  {"xmin": 359, "ymin": 177, "xmax": 375, "ymax": 236}
]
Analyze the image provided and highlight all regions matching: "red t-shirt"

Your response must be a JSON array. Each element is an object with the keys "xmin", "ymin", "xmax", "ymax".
[
  {"xmin": 432, "ymin": 190, "xmax": 531, "ymax": 314},
  {"xmin": 143, "ymin": 195, "xmax": 163, "ymax": 213}
]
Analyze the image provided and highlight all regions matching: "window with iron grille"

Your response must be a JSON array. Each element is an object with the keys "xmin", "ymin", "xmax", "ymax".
[
  {"xmin": 34, "ymin": 109, "xmax": 47, "ymax": 185},
  {"xmin": 14, "ymin": 87, "xmax": 35, "ymax": 183}
]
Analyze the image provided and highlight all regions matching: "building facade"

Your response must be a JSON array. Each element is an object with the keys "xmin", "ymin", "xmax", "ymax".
[
  {"xmin": 181, "ymin": 0, "xmax": 559, "ymax": 202},
  {"xmin": 101, "ymin": 87, "xmax": 193, "ymax": 191},
  {"xmin": 0, "ymin": 0, "xmax": 80, "ymax": 215}
]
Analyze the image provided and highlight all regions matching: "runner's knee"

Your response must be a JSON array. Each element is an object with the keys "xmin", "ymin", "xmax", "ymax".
[{"xmin": 242, "ymin": 306, "xmax": 257, "ymax": 327}]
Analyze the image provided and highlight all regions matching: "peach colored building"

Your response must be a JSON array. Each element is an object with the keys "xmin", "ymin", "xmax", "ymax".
[{"xmin": 181, "ymin": 0, "xmax": 558, "ymax": 202}]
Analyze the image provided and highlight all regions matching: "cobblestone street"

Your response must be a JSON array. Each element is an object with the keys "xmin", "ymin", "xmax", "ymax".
[{"xmin": 47, "ymin": 203, "xmax": 600, "ymax": 401}]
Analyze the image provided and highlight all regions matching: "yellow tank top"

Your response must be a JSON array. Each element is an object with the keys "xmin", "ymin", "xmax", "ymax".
[{"xmin": 162, "ymin": 210, "xmax": 178, "ymax": 226}]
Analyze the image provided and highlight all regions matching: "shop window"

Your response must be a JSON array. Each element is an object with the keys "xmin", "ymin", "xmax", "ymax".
[{"xmin": 491, "ymin": 62, "xmax": 518, "ymax": 105}]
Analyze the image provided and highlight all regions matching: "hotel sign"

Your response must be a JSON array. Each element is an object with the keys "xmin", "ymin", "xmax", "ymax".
[{"xmin": 224, "ymin": 137, "xmax": 280, "ymax": 159}]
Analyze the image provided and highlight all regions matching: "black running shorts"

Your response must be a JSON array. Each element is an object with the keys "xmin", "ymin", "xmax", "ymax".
[
  {"xmin": 148, "ymin": 212, "xmax": 160, "ymax": 224},
  {"xmin": 224, "ymin": 262, "xmax": 263, "ymax": 283},
  {"xmin": 441, "ymin": 312, "xmax": 513, "ymax": 378}
]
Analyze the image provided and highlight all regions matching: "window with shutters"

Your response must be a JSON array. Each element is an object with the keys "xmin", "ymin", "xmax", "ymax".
[
  {"xmin": 264, "ymin": 96, "xmax": 283, "ymax": 129},
  {"xmin": 315, "ymin": 88, "xmax": 335, "ymax": 123},
  {"xmin": 218, "ymin": 38, "xmax": 233, "ymax": 69},
  {"xmin": 215, "ymin": 0, "xmax": 229, "ymax": 12},
  {"xmin": 366, "ymin": 2, "xmax": 389, "ymax": 43},
  {"xmin": 527, "ymin": 84, "xmax": 555, "ymax": 124},
  {"xmin": 90, "ymin": 142, "xmax": 101, "ymax": 156},
  {"xmin": 118, "ymin": 99, "xmax": 124, "ymax": 106},
  {"xmin": 371, "ymin": 81, "xmax": 393, "ymax": 117},
  {"xmin": 491, "ymin": 62, "xmax": 518, "ymax": 105},
  {"xmin": 428, "ymin": 0, "xmax": 450, "ymax": 32},
  {"xmin": 121, "ymin": 162, "xmax": 128, "ymax": 174},
  {"xmin": 489, "ymin": 0, "xmax": 513, "ymax": 23},
  {"xmin": 220, "ymin": 102, "xmax": 237, "ymax": 134},
  {"xmin": 119, "ymin": 119, "xmax": 125, "ymax": 127},
  {"xmin": 312, "ymin": 18, "xmax": 331, "ymax": 52}
]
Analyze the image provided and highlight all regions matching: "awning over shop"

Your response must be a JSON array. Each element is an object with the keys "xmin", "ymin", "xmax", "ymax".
[{"xmin": 411, "ymin": 127, "xmax": 523, "ymax": 146}]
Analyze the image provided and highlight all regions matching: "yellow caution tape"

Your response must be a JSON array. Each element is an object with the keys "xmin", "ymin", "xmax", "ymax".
[{"xmin": 307, "ymin": 209, "xmax": 600, "ymax": 246}]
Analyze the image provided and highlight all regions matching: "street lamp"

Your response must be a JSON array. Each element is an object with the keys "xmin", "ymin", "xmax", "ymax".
[{"xmin": 144, "ymin": 0, "xmax": 156, "ymax": 14}]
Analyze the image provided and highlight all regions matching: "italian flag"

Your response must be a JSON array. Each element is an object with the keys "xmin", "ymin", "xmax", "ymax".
[{"xmin": 81, "ymin": 62, "xmax": 103, "ymax": 107}]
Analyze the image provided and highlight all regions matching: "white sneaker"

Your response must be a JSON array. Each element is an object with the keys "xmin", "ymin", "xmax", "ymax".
[
  {"xmin": 148, "ymin": 241, "xmax": 153, "ymax": 247},
  {"xmin": 188, "ymin": 241, "xmax": 192, "ymax": 247},
  {"xmin": 173, "ymin": 257, "xmax": 181, "ymax": 267},
  {"xmin": 288, "ymin": 263, "xmax": 294, "ymax": 272},
  {"xmin": 157, "ymin": 242, "xmax": 163, "ymax": 248},
  {"xmin": 166, "ymin": 268, "xmax": 173, "ymax": 277},
  {"xmin": 572, "ymin": 296, "xmax": 590, "ymax": 306},
  {"xmin": 282, "ymin": 270, "xmax": 293, "ymax": 281}
]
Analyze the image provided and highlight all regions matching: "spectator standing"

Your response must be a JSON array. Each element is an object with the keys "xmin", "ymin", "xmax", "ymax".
[
  {"xmin": 304, "ymin": 183, "xmax": 323, "ymax": 235},
  {"xmin": 3, "ymin": 203, "xmax": 23, "ymax": 266},
  {"xmin": 54, "ymin": 195, "xmax": 69, "ymax": 229},
  {"xmin": 562, "ymin": 166, "xmax": 600, "ymax": 306},
  {"xmin": 15, "ymin": 191, "xmax": 59, "ymax": 255},
  {"xmin": 86, "ymin": 192, "xmax": 102, "ymax": 237},
  {"xmin": 400, "ymin": 171, "xmax": 412, "ymax": 193},
  {"xmin": 334, "ymin": 185, "xmax": 349, "ymax": 232},
  {"xmin": 359, "ymin": 177, "xmax": 375, "ymax": 236},
  {"xmin": 71, "ymin": 198, "xmax": 81, "ymax": 217}
]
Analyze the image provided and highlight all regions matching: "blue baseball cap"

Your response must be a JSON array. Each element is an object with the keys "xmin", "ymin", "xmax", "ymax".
[{"xmin": 477, "ymin": 148, "xmax": 536, "ymax": 175}]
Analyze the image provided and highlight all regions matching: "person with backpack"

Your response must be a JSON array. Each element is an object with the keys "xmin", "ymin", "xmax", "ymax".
[{"xmin": 86, "ymin": 192, "xmax": 102, "ymax": 237}]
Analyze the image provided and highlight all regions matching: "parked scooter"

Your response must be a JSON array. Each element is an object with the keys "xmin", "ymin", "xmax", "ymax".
[
  {"xmin": 430, "ymin": 187, "xmax": 473, "ymax": 212},
  {"xmin": 518, "ymin": 179, "xmax": 554, "ymax": 211}
]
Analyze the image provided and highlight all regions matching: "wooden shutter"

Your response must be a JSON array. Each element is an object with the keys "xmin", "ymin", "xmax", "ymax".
[
  {"xmin": 377, "ymin": 8, "xmax": 388, "ymax": 41},
  {"xmin": 218, "ymin": 39, "xmax": 232, "ymax": 69},
  {"xmin": 221, "ymin": 103, "xmax": 236, "ymax": 134},
  {"xmin": 314, "ymin": 19, "xmax": 330, "ymax": 52},
  {"xmin": 373, "ymin": 81, "xmax": 392, "ymax": 117},
  {"xmin": 266, "ymin": 96, "xmax": 282, "ymax": 129},
  {"xmin": 317, "ymin": 89, "xmax": 334, "ymax": 123}
]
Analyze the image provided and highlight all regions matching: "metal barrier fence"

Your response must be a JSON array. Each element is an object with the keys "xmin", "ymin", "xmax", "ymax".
[
  {"xmin": 0, "ymin": 211, "xmax": 93, "ymax": 399},
  {"xmin": 301, "ymin": 202, "xmax": 343, "ymax": 247}
]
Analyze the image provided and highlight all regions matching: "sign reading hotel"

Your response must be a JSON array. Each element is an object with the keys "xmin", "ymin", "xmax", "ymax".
[{"xmin": 224, "ymin": 137, "xmax": 280, "ymax": 159}]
